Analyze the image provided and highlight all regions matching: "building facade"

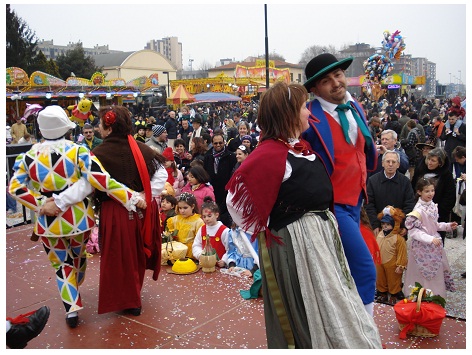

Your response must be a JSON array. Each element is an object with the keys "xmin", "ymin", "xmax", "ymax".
[
  {"xmin": 37, "ymin": 40, "xmax": 122, "ymax": 60},
  {"xmin": 145, "ymin": 37, "xmax": 183, "ymax": 71}
]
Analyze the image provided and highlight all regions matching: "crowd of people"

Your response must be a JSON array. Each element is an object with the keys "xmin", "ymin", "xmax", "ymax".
[{"xmin": 6, "ymin": 52, "xmax": 466, "ymax": 349}]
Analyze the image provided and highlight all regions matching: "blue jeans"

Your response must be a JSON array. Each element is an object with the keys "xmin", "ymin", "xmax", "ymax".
[{"xmin": 6, "ymin": 192, "xmax": 17, "ymax": 212}]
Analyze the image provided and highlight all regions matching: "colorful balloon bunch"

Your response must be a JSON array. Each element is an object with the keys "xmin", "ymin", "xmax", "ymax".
[
  {"xmin": 363, "ymin": 54, "xmax": 394, "ymax": 83},
  {"xmin": 381, "ymin": 30, "xmax": 406, "ymax": 60}
]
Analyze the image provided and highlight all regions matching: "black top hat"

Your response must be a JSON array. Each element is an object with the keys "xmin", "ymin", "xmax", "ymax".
[
  {"xmin": 416, "ymin": 142, "xmax": 436, "ymax": 151},
  {"xmin": 192, "ymin": 114, "xmax": 203, "ymax": 124},
  {"xmin": 304, "ymin": 53, "xmax": 353, "ymax": 91}
]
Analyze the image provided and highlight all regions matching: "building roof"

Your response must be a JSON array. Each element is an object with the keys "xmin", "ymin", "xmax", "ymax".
[
  {"xmin": 92, "ymin": 52, "xmax": 136, "ymax": 67},
  {"xmin": 209, "ymin": 59, "xmax": 303, "ymax": 71}
]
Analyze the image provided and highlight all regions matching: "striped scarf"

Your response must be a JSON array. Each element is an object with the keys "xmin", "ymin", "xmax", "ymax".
[{"xmin": 212, "ymin": 146, "xmax": 226, "ymax": 174}]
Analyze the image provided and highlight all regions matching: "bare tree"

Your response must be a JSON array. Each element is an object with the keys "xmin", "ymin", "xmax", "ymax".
[
  {"xmin": 298, "ymin": 45, "xmax": 339, "ymax": 68},
  {"xmin": 198, "ymin": 60, "xmax": 214, "ymax": 71}
]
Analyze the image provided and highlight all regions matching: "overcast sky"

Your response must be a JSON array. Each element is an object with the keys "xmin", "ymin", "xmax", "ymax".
[{"xmin": 8, "ymin": 1, "xmax": 468, "ymax": 85}]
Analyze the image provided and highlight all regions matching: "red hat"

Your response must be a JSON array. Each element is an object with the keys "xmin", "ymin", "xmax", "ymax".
[{"xmin": 162, "ymin": 147, "xmax": 174, "ymax": 161}]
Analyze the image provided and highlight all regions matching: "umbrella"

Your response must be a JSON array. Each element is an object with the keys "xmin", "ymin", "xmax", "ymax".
[
  {"xmin": 166, "ymin": 85, "xmax": 196, "ymax": 105},
  {"xmin": 193, "ymin": 92, "xmax": 242, "ymax": 103}
]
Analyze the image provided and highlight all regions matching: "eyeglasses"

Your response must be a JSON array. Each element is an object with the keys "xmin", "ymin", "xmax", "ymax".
[{"xmin": 212, "ymin": 141, "xmax": 224, "ymax": 145}]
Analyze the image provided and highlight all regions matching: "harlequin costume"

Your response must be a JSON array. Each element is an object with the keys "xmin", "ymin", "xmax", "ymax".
[
  {"xmin": 192, "ymin": 222, "xmax": 229, "ymax": 260},
  {"xmin": 302, "ymin": 53, "xmax": 378, "ymax": 309},
  {"xmin": 226, "ymin": 138, "xmax": 382, "ymax": 348},
  {"xmin": 8, "ymin": 106, "xmax": 143, "ymax": 318}
]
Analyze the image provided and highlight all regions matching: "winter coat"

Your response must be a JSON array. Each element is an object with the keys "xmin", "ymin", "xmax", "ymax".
[{"xmin": 411, "ymin": 156, "xmax": 456, "ymax": 222}]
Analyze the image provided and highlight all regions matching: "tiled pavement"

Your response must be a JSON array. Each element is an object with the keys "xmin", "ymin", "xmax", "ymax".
[{"xmin": 4, "ymin": 211, "xmax": 467, "ymax": 350}]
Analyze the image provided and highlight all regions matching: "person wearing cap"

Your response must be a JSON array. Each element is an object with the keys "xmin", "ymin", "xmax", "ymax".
[
  {"xmin": 375, "ymin": 208, "xmax": 408, "ymax": 304},
  {"xmin": 302, "ymin": 53, "xmax": 378, "ymax": 315},
  {"xmin": 189, "ymin": 114, "xmax": 206, "ymax": 141},
  {"xmin": 8, "ymin": 105, "xmax": 148, "ymax": 328},
  {"xmin": 146, "ymin": 124, "xmax": 168, "ymax": 154},
  {"xmin": 240, "ymin": 134, "xmax": 254, "ymax": 151},
  {"xmin": 416, "ymin": 141, "xmax": 436, "ymax": 161},
  {"xmin": 162, "ymin": 146, "xmax": 185, "ymax": 197}
]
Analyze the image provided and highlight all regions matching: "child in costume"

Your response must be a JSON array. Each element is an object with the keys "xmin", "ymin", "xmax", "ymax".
[
  {"xmin": 166, "ymin": 192, "xmax": 204, "ymax": 260},
  {"xmin": 134, "ymin": 126, "xmax": 146, "ymax": 143},
  {"xmin": 226, "ymin": 223, "xmax": 259, "ymax": 277},
  {"xmin": 375, "ymin": 206, "xmax": 408, "ymax": 305},
  {"xmin": 192, "ymin": 196, "xmax": 229, "ymax": 267},
  {"xmin": 403, "ymin": 178, "xmax": 457, "ymax": 299}
]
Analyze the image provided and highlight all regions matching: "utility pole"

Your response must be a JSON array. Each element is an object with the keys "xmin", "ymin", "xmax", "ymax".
[{"xmin": 264, "ymin": 4, "xmax": 270, "ymax": 90}]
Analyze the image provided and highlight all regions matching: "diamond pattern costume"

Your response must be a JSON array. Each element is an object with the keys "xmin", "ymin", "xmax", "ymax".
[{"xmin": 9, "ymin": 139, "xmax": 141, "ymax": 314}]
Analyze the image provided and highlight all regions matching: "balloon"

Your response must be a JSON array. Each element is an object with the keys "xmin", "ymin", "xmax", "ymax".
[
  {"xmin": 381, "ymin": 29, "xmax": 406, "ymax": 60},
  {"xmin": 363, "ymin": 54, "xmax": 393, "ymax": 83}
]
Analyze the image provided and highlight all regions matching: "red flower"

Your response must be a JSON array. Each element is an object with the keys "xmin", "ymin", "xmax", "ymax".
[{"xmin": 103, "ymin": 111, "xmax": 116, "ymax": 126}]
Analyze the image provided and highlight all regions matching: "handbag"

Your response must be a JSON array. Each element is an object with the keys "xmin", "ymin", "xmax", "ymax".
[
  {"xmin": 394, "ymin": 288, "xmax": 446, "ymax": 339},
  {"xmin": 161, "ymin": 241, "xmax": 188, "ymax": 265}
]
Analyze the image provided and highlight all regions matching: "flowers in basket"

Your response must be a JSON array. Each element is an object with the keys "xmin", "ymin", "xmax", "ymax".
[
  {"xmin": 162, "ymin": 227, "xmax": 178, "ymax": 243},
  {"xmin": 405, "ymin": 282, "xmax": 446, "ymax": 308}
]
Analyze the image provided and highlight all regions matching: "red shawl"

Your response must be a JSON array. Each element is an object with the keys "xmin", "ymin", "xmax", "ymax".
[
  {"xmin": 127, "ymin": 135, "xmax": 152, "ymax": 257},
  {"xmin": 225, "ymin": 139, "xmax": 289, "ymax": 246}
]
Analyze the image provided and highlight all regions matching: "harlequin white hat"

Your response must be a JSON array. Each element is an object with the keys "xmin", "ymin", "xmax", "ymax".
[{"xmin": 38, "ymin": 105, "xmax": 76, "ymax": 139}]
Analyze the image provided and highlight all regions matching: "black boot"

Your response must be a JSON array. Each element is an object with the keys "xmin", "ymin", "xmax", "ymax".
[
  {"xmin": 375, "ymin": 291, "xmax": 388, "ymax": 303},
  {"xmin": 6, "ymin": 306, "xmax": 50, "ymax": 349}
]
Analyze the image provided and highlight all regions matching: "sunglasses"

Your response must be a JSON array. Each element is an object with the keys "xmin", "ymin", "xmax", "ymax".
[{"xmin": 212, "ymin": 141, "xmax": 225, "ymax": 145}]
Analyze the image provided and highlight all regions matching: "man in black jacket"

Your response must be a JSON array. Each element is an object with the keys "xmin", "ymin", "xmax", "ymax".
[
  {"xmin": 203, "ymin": 133, "xmax": 237, "ymax": 227},
  {"xmin": 365, "ymin": 150, "xmax": 416, "ymax": 237},
  {"xmin": 164, "ymin": 111, "xmax": 178, "ymax": 149}
]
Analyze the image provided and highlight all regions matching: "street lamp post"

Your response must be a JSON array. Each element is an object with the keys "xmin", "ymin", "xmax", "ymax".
[
  {"xmin": 189, "ymin": 59, "xmax": 194, "ymax": 78},
  {"xmin": 162, "ymin": 71, "xmax": 170, "ymax": 97}
]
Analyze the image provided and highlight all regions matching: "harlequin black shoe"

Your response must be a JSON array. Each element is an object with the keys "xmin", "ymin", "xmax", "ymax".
[
  {"xmin": 6, "ymin": 306, "xmax": 50, "ymax": 349},
  {"xmin": 65, "ymin": 314, "xmax": 79, "ymax": 328}
]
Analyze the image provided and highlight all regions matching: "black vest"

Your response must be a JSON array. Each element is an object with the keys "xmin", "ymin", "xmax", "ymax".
[{"xmin": 269, "ymin": 153, "xmax": 333, "ymax": 231}]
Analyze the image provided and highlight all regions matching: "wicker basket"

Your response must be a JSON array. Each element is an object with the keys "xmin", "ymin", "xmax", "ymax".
[{"xmin": 397, "ymin": 288, "xmax": 439, "ymax": 338}]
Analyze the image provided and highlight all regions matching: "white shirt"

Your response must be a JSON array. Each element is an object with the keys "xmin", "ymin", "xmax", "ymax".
[{"xmin": 313, "ymin": 91, "xmax": 359, "ymax": 144}]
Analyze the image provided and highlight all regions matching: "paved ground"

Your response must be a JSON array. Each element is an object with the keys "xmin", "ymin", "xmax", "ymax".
[{"xmin": 4, "ymin": 203, "xmax": 467, "ymax": 349}]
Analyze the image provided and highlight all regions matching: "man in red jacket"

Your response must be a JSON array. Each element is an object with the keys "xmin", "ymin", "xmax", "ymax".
[{"xmin": 302, "ymin": 53, "xmax": 378, "ymax": 316}]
